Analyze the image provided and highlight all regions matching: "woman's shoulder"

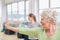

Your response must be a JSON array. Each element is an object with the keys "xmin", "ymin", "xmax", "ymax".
[{"xmin": 35, "ymin": 22, "xmax": 42, "ymax": 27}]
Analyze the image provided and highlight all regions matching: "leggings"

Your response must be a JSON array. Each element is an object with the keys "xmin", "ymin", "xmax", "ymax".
[{"xmin": 17, "ymin": 33, "xmax": 29, "ymax": 40}]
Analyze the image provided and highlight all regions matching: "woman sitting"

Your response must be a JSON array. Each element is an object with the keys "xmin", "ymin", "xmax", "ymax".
[{"xmin": 5, "ymin": 13, "xmax": 41, "ymax": 40}]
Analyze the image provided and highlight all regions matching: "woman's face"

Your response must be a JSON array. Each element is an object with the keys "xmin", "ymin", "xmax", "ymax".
[
  {"xmin": 41, "ymin": 18, "xmax": 46, "ymax": 25},
  {"xmin": 28, "ymin": 16, "xmax": 33, "ymax": 21},
  {"xmin": 41, "ymin": 18, "xmax": 50, "ymax": 29}
]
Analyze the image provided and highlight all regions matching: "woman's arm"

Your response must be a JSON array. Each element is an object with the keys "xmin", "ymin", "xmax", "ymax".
[
  {"xmin": 5, "ymin": 23, "xmax": 19, "ymax": 32},
  {"xmin": 5, "ymin": 19, "xmax": 24, "ymax": 32},
  {"xmin": 19, "ymin": 28, "xmax": 40, "ymax": 38},
  {"xmin": 5, "ymin": 23, "xmax": 40, "ymax": 38}
]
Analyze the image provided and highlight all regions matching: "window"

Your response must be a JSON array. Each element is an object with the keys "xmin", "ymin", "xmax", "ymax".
[
  {"xmin": 7, "ymin": 0, "xmax": 29, "ymax": 21},
  {"xmin": 26, "ymin": 1, "xmax": 29, "ymax": 11},
  {"xmin": 39, "ymin": 0, "xmax": 49, "ymax": 9},
  {"xmin": 12, "ymin": 3, "xmax": 17, "ymax": 14},
  {"xmin": 50, "ymin": 0, "xmax": 60, "ymax": 8},
  {"xmin": 12, "ymin": 3, "xmax": 18, "ymax": 21},
  {"xmin": 39, "ymin": 0, "xmax": 49, "ymax": 22},
  {"xmin": 19, "ymin": 1, "xmax": 24, "ymax": 11},
  {"xmin": 12, "ymin": 3, "xmax": 17, "ymax": 12},
  {"xmin": 26, "ymin": 1, "xmax": 29, "ymax": 21},
  {"xmin": 39, "ymin": 0, "xmax": 60, "ymax": 27},
  {"xmin": 52, "ymin": 9, "xmax": 60, "ymax": 23},
  {"xmin": 7, "ymin": 4, "xmax": 12, "ymax": 20},
  {"xmin": 18, "ymin": 1, "xmax": 24, "ymax": 21}
]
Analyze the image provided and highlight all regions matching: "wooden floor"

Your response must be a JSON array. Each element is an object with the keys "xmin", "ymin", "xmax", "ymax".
[{"xmin": 0, "ymin": 32, "xmax": 23, "ymax": 40}]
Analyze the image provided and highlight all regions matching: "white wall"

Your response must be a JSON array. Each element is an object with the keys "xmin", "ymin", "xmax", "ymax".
[
  {"xmin": 0, "ymin": 0, "xmax": 2, "ymax": 18},
  {"xmin": 0, "ymin": 0, "xmax": 2, "ymax": 29},
  {"xmin": 0, "ymin": 0, "xmax": 2, "ymax": 20},
  {"xmin": 0, "ymin": 0, "xmax": 7, "ymax": 29},
  {"xmin": 1, "ymin": 0, "xmax": 6, "ymax": 23}
]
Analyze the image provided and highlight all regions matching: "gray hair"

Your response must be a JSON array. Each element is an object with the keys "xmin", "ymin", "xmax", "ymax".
[{"xmin": 41, "ymin": 9, "xmax": 57, "ymax": 24}]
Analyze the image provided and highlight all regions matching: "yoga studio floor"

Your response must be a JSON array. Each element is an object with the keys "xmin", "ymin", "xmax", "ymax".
[{"xmin": 0, "ymin": 32, "xmax": 24, "ymax": 40}]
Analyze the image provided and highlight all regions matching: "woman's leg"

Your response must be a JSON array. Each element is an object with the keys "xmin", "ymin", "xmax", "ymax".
[{"xmin": 17, "ymin": 33, "xmax": 29, "ymax": 40}]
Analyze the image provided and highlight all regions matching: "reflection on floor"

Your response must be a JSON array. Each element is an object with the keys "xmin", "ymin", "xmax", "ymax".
[{"xmin": 0, "ymin": 32, "xmax": 24, "ymax": 40}]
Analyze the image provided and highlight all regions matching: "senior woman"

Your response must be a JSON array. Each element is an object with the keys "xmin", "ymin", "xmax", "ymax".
[{"xmin": 5, "ymin": 10, "xmax": 57, "ymax": 40}]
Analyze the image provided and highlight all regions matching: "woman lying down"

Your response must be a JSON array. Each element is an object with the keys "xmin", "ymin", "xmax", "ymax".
[{"xmin": 5, "ymin": 10, "xmax": 57, "ymax": 40}]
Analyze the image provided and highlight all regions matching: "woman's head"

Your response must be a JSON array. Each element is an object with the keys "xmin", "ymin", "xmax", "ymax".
[
  {"xmin": 41, "ymin": 9, "xmax": 57, "ymax": 26},
  {"xmin": 28, "ymin": 13, "xmax": 36, "ymax": 22}
]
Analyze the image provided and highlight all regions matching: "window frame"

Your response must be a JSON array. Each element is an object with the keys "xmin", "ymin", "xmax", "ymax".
[{"xmin": 6, "ymin": 0, "xmax": 29, "ymax": 21}]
